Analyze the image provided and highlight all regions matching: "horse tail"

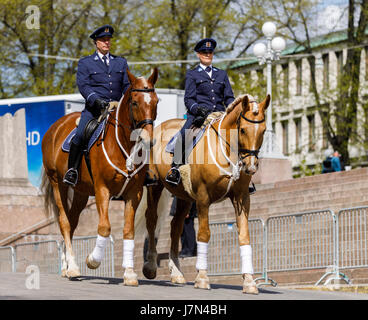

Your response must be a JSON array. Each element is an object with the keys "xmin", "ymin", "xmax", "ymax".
[
  {"xmin": 40, "ymin": 167, "xmax": 59, "ymax": 219},
  {"xmin": 134, "ymin": 187, "xmax": 171, "ymax": 240}
]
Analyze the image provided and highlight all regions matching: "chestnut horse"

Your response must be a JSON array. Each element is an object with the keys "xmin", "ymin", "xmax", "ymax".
[
  {"xmin": 135, "ymin": 94, "xmax": 270, "ymax": 294},
  {"xmin": 41, "ymin": 68, "xmax": 158, "ymax": 285}
]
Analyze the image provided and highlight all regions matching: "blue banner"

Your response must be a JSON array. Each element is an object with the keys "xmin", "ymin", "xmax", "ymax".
[{"xmin": 0, "ymin": 101, "xmax": 65, "ymax": 187}]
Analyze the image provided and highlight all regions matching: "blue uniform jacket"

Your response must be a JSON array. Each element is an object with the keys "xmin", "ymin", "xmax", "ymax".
[
  {"xmin": 171, "ymin": 65, "xmax": 235, "ymax": 164},
  {"xmin": 184, "ymin": 65, "xmax": 235, "ymax": 116},
  {"xmin": 76, "ymin": 52, "xmax": 130, "ymax": 107},
  {"xmin": 72, "ymin": 52, "xmax": 130, "ymax": 146}
]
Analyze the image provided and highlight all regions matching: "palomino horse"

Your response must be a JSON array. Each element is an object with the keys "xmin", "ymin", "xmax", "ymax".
[
  {"xmin": 135, "ymin": 94, "xmax": 270, "ymax": 294},
  {"xmin": 41, "ymin": 68, "xmax": 159, "ymax": 285}
]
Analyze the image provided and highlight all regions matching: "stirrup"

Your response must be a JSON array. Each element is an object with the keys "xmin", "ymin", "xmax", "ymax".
[
  {"xmin": 63, "ymin": 168, "xmax": 78, "ymax": 187},
  {"xmin": 249, "ymin": 182, "xmax": 256, "ymax": 195},
  {"xmin": 165, "ymin": 167, "xmax": 181, "ymax": 186}
]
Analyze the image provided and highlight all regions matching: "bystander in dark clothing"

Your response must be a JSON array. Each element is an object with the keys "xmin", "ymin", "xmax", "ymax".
[{"xmin": 170, "ymin": 196, "xmax": 197, "ymax": 258}]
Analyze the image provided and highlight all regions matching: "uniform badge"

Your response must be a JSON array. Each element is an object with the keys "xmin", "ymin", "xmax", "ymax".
[
  {"xmin": 206, "ymin": 42, "xmax": 211, "ymax": 48},
  {"xmin": 105, "ymin": 27, "xmax": 109, "ymax": 33}
]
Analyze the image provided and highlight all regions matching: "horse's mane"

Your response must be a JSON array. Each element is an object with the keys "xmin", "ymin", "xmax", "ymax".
[{"xmin": 226, "ymin": 94, "xmax": 256, "ymax": 114}]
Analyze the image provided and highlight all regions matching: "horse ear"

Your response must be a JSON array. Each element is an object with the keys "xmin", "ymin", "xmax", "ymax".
[
  {"xmin": 127, "ymin": 68, "xmax": 136, "ymax": 85},
  {"xmin": 241, "ymin": 95, "xmax": 250, "ymax": 113},
  {"xmin": 263, "ymin": 94, "xmax": 271, "ymax": 110},
  {"xmin": 148, "ymin": 67, "xmax": 158, "ymax": 85}
]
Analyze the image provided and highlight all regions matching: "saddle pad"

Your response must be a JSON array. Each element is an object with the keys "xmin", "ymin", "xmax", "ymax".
[
  {"xmin": 165, "ymin": 111, "xmax": 224, "ymax": 154},
  {"xmin": 62, "ymin": 119, "xmax": 106, "ymax": 153},
  {"xmin": 165, "ymin": 126, "xmax": 205, "ymax": 154}
]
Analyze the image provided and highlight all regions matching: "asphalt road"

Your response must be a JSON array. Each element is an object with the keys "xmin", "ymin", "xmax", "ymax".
[{"xmin": 0, "ymin": 272, "xmax": 367, "ymax": 301}]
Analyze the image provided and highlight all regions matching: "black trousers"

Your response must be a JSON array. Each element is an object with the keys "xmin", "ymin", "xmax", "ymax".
[
  {"xmin": 180, "ymin": 214, "xmax": 197, "ymax": 255},
  {"xmin": 173, "ymin": 114, "xmax": 195, "ymax": 165}
]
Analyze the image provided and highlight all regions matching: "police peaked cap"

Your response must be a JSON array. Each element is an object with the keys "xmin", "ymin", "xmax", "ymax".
[
  {"xmin": 194, "ymin": 38, "xmax": 217, "ymax": 52},
  {"xmin": 90, "ymin": 25, "xmax": 114, "ymax": 40}
]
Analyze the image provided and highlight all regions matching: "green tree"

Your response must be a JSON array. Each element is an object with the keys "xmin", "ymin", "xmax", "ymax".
[{"xmin": 255, "ymin": 0, "xmax": 368, "ymax": 166}]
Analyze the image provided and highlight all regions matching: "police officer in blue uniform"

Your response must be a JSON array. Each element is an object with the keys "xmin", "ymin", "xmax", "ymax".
[
  {"xmin": 165, "ymin": 38, "xmax": 235, "ymax": 185},
  {"xmin": 63, "ymin": 24, "xmax": 130, "ymax": 186}
]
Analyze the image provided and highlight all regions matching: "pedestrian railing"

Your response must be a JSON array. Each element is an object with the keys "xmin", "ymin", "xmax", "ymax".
[{"xmin": 2, "ymin": 206, "xmax": 368, "ymax": 287}]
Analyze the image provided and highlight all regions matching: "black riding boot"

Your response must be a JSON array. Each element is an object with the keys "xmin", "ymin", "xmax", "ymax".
[
  {"xmin": 165, "ymin": 135, "xmax": 186, "ymax": 186},
  {"xmin": 63, "ymin": 142, "xmax": 83, "ymax": 187}
]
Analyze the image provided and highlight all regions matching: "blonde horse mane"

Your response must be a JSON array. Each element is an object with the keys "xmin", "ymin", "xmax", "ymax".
[{"xmin": 226, "ymin": 94, "xmax": 258, "ymax": 114}]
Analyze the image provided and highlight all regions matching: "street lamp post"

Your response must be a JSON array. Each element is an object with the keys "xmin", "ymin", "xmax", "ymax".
[{"xmin": 253, "ymin": 22, "xmax": 286, "ymax": 158}]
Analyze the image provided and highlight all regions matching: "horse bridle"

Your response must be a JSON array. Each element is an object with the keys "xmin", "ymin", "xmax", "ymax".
[
  {"xmin": 129, "ymin": 87, "xmax": 155, "ymax": 129},
  {"xmin": 237, "ymin": 111, "xmax": 265, "ymax": 160}
]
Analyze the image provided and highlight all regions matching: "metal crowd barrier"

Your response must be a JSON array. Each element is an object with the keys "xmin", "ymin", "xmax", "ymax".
[
  {"xmin": 14, "ymin": 240, "xmax": 62, "ymax": 274},
  {"xmin": 65, "ymin": 235, "xmax": 115, "ymax": 278},
  {"xmin": 2, "ymin": 206, "xmax": 368, "ymax": 286},
  {"xmin": 0, "ymin": 246, "xmax": 16, "ymax": 272},
  {"xmin": 208, "ymin": 218, "xmax": 264, "ymax": 276},
  {"xmin": 0, "ymin": 236, "xmax": 115, "ymax": 278},
  {"xmin": 207, "ymin": 209, "xmax": 354, "ymax": 287},
  {"xmin": 337, "ymin": 206, "xmax": 368, "ymax": 271}
]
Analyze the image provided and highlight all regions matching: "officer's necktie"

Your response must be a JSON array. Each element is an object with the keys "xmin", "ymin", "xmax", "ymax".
[
  {"xmin": 102, "ymin": 55, "xmax": 108, "ymax": 68},
  {"xmin": 205, "ymin": 66, "xmax": 212, "ymax": 73}
]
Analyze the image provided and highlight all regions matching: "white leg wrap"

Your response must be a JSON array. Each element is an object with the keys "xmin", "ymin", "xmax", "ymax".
[
  {"xmin": 196, "ymin": 241, "xmax": 208, "ymax": 270},
  {"xmin": 91, "ymin": 235, "xmax": 109, "ymax": 262},
  {"xmin": 122, "ymin": 239, "xmax": 135, "ymax": 268},
  {"xmin": 240, "ymin": 245, "xmax": 254, "ymax": 274}
]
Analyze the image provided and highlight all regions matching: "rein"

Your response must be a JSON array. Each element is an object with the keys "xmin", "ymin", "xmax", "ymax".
[{"xmin": 100, "ymin": 87, "xmax": 156, "ymax": 199}]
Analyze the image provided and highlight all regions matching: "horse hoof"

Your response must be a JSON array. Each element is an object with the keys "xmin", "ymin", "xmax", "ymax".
[
  {"xmin": 142, "ymin": 263, "xmax": 157, "ymax": 279},
  {"xmin": 194, "ymin": 279, "xmax": 211, "ymax": 290},
  {"xmin": 66, "ymin": 268, "xmax": 81, "ymax": 278},
  {"xmin": 243, "ymin": 285, "xmax": 259, "ymax": 294},
  {"xmin": 171, "ymin": 275, "xmax": 186, "ymax": 284},
  {"xmin": 194, "ymin": 270, "xmax": 211, "ymax": 290},
  {"xmin": 86, "ymin": 254, "xmax": 101, "ymax": 269},
  {"xmin": 123, "ymin": 268, "xmax": 139, "ymax": 286},
  {"xmin": 61, "ymin": 269, "xmax": 68, "ymax": 278},
  {"xmin": 242, "ymin": 274, "xmax": 259, "ymax": 295},
  {"xmin": 124, "ymin": 278, "xmax": 139, "ymax": 286}
]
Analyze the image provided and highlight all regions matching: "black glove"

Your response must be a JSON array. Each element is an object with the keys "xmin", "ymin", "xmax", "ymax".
[
  {"xmin": 196, "ymin": 106, "xmax": 209, "ymax": 118},
  {"xmin": 193, "ymin": 115, "xmax": 207, "ymax": 128},
  {"xmin": 93, "ymin": 98, "xmax": 109, "ymax": 111}
]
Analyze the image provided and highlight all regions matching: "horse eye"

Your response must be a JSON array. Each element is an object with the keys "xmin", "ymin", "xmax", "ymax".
[
  {"xmin": 132, "ymin": 101, "xmax": 138, "ymax": 107},
  {"xmin": 240, "ymin": 128, "xmax": 245, "ymax": 134}
]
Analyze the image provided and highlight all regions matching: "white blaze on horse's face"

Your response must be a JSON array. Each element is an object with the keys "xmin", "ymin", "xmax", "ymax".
[
  {"xmin": 138, "ymin": 77, "xmax": 152, "ymax": 104},
  {"xmin": 239, "ymin": 100, "xmax": 265, "ymax": 175}
]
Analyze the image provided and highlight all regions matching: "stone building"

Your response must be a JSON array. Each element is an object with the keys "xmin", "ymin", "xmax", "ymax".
[{"xmin": 230, "ymin": 30, "xmax": 368, "ymax": 176}]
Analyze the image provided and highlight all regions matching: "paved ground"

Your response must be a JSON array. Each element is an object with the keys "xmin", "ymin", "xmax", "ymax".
[{"xmin": 1, "ymin": 272, "xmax": 368, "ymax": 301}]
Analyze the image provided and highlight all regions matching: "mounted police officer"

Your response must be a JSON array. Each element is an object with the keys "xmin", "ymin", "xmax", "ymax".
[
  {"xmin": 63, "ymin": 25, "xmax": 130, "ymax": 187},
  {"xmin": 165, "ymin": 38, "xmax": 235, "ymax": 185}
]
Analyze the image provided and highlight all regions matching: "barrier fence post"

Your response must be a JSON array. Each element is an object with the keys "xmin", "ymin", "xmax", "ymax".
[
  {"xmin": 110, "ymin": 235, "xmax": 115, "ymax": 278},
  {"xmin": 254, "ymin": 220, "xmax": 277, "ymax": 287},
  {"xmin": 313, "ymin": 210, "xmax": 350, "ymax": 286}
]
